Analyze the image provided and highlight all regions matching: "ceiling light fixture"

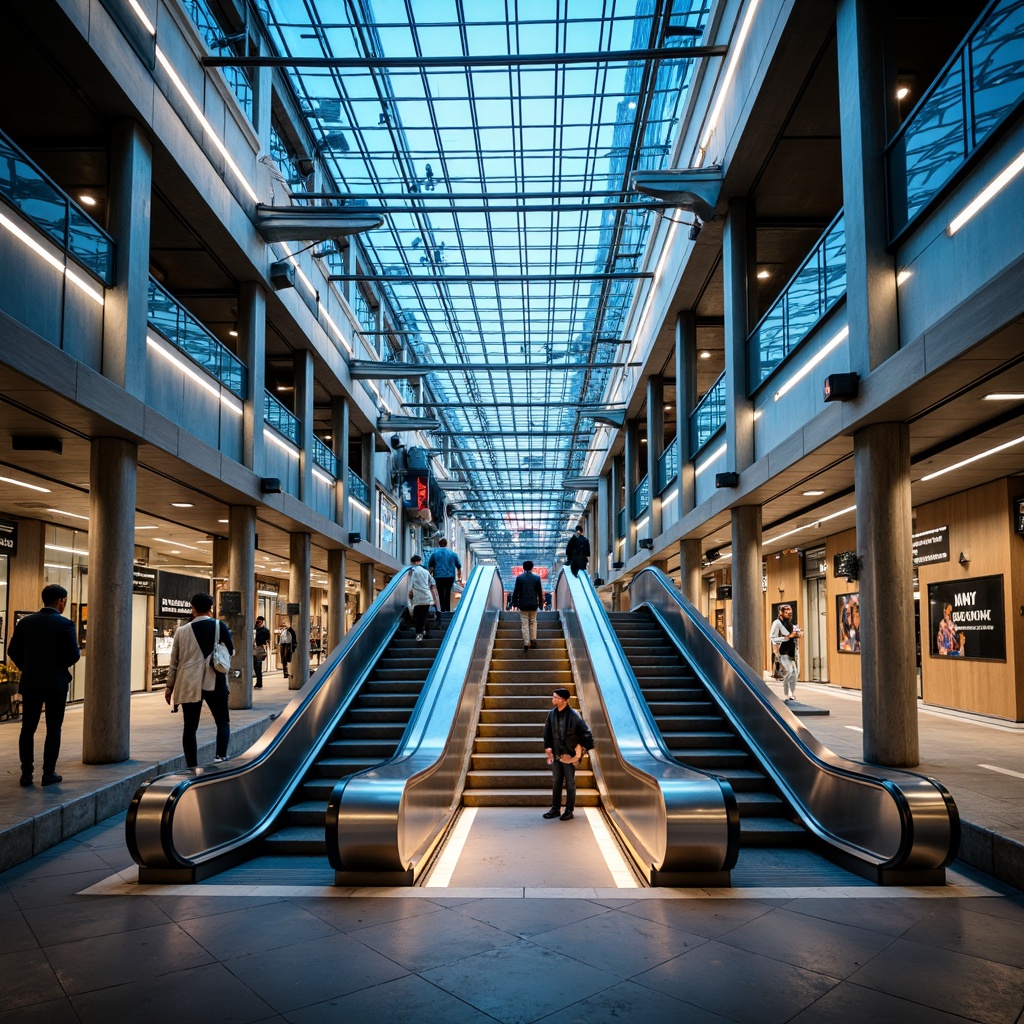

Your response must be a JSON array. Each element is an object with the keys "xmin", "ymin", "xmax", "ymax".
[
  {"xmin": 920, "ymin": 432, "xmax": 1024, "ymax": 482},
  {"xmin": 171, "ymin": 502, "xmax": 194, "ymax": 508},
  {"xmin": 802, "ymin": 489, "xmax": 825, "ymax": 497},
  {"xmin": 757, "ymin": 269, "xmax": 770, "ymax": 279},
  {"xmin": 773, "ymin": 325, "xmax": 849, "ymax": 401},
  {"xmin": 0, "ymin": 475, "xmax": 51, "ymax": 493},
  {"xmin": 79, "ymin": 195, "xmax": 97, "ymax": 206},
  {"xmin": 897, "ymin": 86, "xmax": 909, "ymax": 100},
  {"xmin": 948, "ymin": 146, "xmax": 1024, "ymax": 235},
  {"xmin": 699, "ymin": 350, "xmax": 711, "ymax": 360},
  {"xmin": 983, "ymin": 393, "xmax": 1024, "ymax": 401},
  {"xmin": 47, "ymin": 508, "xmax": 89, "ymax": 520}
]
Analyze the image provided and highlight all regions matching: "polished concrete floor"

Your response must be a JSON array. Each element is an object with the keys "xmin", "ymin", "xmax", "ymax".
[{"xmin": 2, "ymin": 672, "xmax": 1024, "ymax": 1022}]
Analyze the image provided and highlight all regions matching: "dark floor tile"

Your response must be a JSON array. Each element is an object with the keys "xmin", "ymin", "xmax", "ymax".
[
  {"xmin": 780, "ymin": 896, "xmax": 939, "ymax": 937},
  {"xmin": 45, "ymin": 920, "xmax": 214, "ymax": 995},
  {"xmin": 532, "ymin": 905, "xmax": 707, "ymax": 977},
  {"xmin": 635, "ymin": 938, "xmax": 839, "ymax": 1024},
  {"xmin": 225, "ymin": 930, "xmax": 410, "ymax": 1013},
  {"xmin": 350, "ymin": 905, "xmax": 518, "ymax": 971},
  {"xmin": 151, "ymin": 894, "xmax": 286, "ymax": 923},
  {"xmin": 619, "ymin": 896, "xmax": 775, "ymax": 938},
  {"xmin": 23, "ymin": 893, "xmax": 172, "ymax": 945},
  {"xmin": 0, "ymin": 906, "xmax": 36, "ymax": 953},
  {"xmin": 284, "ymin": 973, "xmax": 497, "ymax": 1024},
  {"xmin": 0, "ymin": 993, "xmax": 81, "ymax": 1023},
  {"xmin": 534, "ymin": 978, "xmax": 735, "ymax": 1024},
  {"xmin": 71, "ymin": 961, "xmax": 275, "ymax": 1024},
  {"xmin": 718, "ymin": 905, "xmax": 895, "ymax": 979},
  {"xmin": 952, "ymin": 895, "xmax": 1024, "ymax": 925},
  {"xmin": 292, "ymin": 895, "xmax": 440, "ymax": 932},
  {"xmin": 850, "ymin": 937, "xmax": 1024, "ymax": 1024},
  {"xmin": 902, "ymin": 901, "xmax": 1024, "ymax": 968},
  {"xmin": 6, "ymin": 867, "xmax": 119, "ymax": 909},
  {"xmin": 453, "ymin": 897, "xmax": 611, "ymax": 937},
  {"xmin": 788, "ymin": 980, "xmax": 986, "ymax": 1023},
  {"xmin": 0, "ymin": 947, "xmax": 67, "ymax": 1011},
  {"xmin": 177, "ymin": 899, "xmax": 338, "ymax": 960},
  {"xmin": 422, "ymin": 938, "xmax": 618, "ymax": 1024}
]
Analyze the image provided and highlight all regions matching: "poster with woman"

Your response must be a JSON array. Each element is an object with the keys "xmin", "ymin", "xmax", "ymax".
[
  {"xmin": 837, "ymin": 593, "xmax": 860, "ymax": 653},
  {"xmin": 928, "ymin": 576, "xmax": 1006, "ymax": 661}
]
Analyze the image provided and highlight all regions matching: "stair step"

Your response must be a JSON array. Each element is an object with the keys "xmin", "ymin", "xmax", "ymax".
[
  {"xmin": 463, "ymin": 788, "xmax": 600, "ymax": 807},
  {"xmin": 263, "ymin": 827, "xmax": 324, "ymax": 854},
  {"xmin": 739, "ymin": 817, "xmax": 807, "ymax": 847}
]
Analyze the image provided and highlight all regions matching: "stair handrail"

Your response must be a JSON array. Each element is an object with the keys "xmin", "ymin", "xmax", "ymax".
[
  {"xmin": 125, "ymin": 567, "xmax": 415, "ymax": 881},
  {"xmin": 557, "ymin": 569, "xmax": 740, "ymax": 885},
  {"xmin": 327, "ymin": 565, "xmax": 505, "ymax": 884},
  {"xmin": 629, "ymin": 567, "xmax": 960, "ymax": 880}
]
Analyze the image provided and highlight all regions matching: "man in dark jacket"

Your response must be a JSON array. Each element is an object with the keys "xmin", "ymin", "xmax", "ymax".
[
  {"xmin": 509, "ymin": 560, "xmax": 544, "ymax": 653},
  {"xmin": 252, "ymin": 615, "xmax": 271, "ymax": 688},
  {"xmin": 565, "ymin": 524, "xmax": 590, "ymax": 577},
  {"xmin": 8, "ymin": 584, "xmax": 81, "ymax": 787},
  {"xmin": 543, "ymin": 687, "xmax": 590, "ymax": 821},
  {"xmin": 427, "ymin": 538, "xmax": 462, "ymax": 614}
]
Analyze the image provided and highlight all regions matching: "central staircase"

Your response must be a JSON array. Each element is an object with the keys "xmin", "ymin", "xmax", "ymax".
[{"xmin": 464, "ymin": 610, "xmax": 598, "ymax": 809}]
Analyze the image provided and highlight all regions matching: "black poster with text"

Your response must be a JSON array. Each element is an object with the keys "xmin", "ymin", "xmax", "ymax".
[{"xmin": 927, "ymin": 574, "xmax": 1006, "ymax": 661}]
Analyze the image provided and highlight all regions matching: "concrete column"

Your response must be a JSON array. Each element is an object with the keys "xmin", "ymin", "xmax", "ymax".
[
  {"xmin": 609, "ymin": 456, "xmax": 622, "ymax": 569},
  {"xmin": 646, "ymin": 375, "xmax": 665, "ymax": 540},
  {"xmin": 596, "ymin": 474, "xmax": 611, "ymax": 582},
  {"xmin": 253, "ymin": 36, "xmax": 273, "ymax": 154},
  {"xmin": 730, "ymin": 504, "xmax": 763, "ymax": 673},
  {"xmin": 328, "ymin": 547, "xmax": 346, "ymax": 647},
  {"xmin": 611, "ymin": 582, "xmax": 623, "ymax": 613},
  {"xmin": 332, "ymin": 395, "xmax": 350, "ymax": 526},
  {"xmin": 360, "ymin": 561, "xmax": 375, "ymax": 616},
  {"xmin": 228, "ymin": 505, "xmax": 256, "ymax": 710},
  {"xmin": 294, "ymin": 350, "xmax": 314, "ymax": 502},
  {"xmin": 361, "ymin": 434, "xmax": 378, "ymax": 548},
  {"xmin": 675, "ymin": 311, "xmax": 698, "ymax": 514},
  {"xmin": 212, "ymin": 537, "xmax": 230, "ymax": 582},
  {"xmin": 723, "ymin": 198, "xmax": 757, "ymax": 473},
  {"xmin": 624, "ymin": 418, "xmax": 639, "ymax": 558},
  {"xmin": 238, "ymin": 282, "xmax": 266, "ymax": 473},
  {"xmin": 854, "ymin": 422, "xmax": 918, "ymax": 766},
  {"xmin": 82, "ymin": 437, "xmax": 137, "ymax": 763},
  {"xmin": 837, "ymin": 0, "xmax": 899, "ymax": 372},
  {"xmin": 288, "ymin": 532, "xmax": 311, "ymax": 689},
  {"xmin": 103, "ymin": 121, "xmax": 151, "ymax": 397},
  {"xmin": 679, "ymin": 538, "xmax": 703, "ymax": 608}
]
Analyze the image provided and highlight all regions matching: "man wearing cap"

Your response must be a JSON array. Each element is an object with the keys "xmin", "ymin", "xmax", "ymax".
[{"xmin": 542, "ymin": 687, "xmax": 590, "ymax": 821}]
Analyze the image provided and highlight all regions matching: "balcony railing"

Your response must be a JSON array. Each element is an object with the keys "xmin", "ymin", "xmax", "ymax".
[
  {"xmin": 265, "ymin": 391, "xmax": 300, "ymax": 445},
  {"xmin": 746, "ymin": 212, "xmax": 846, "ymax": 393},
  {"xmin": 312, "ymin": 436, "xmax": 338, "ymax": 477},
  {"xmin": 181, "ymin": 0, "xmax": 254, "ymax": 120},
  {"xmin": 615, "ymin": 507, "xmax": 625, "ymax": 539},
  {"xmin": 888, "ymin": 0, "xmax": 1024, "ymax": 238},
  {"xmin": 632, "ymin": 475, "xmax": 650, "ymax": 517},
  {"xmin": 690, "ymin": 372, "xmax": 727, "ymax": 455},
  {"xmin": 0, "ymin": 129, "xmax": 115, "ymax": 285},
  {"xmin": 348, "ymin": 468, "xmax": 370, "ymax": 506},
  {"xmin": 147, "ymin": 278, "xmax": 246, "ymax": 398},
  {"xmin": 657, "ymin": 437, "xmax": 679, "ymax": 492}
]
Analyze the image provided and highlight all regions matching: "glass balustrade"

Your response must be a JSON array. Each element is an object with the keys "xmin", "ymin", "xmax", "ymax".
[
  {"xmin": 690, "ymin": 371, "xmax": 727, "ymax": 455},
  {"xmin": 632, "ymin": 475, "xmax": 650, "ymax": 517},
  {"xmin": 657, "ymin": 437, "xmax": 679, "ymax": 492},
  {"xmin": 181, "ymin": 0, "xmax": 254, "ymax": 120},
  {"xmin": 312, "ymin": 436, "xmax": 337, "ymax": 477},
  {"xmin": 264, "ymin": 390, "xmax": 300, "ymax": 445},
  {"xmin": 347, "ymin": 468, "xmax": 370, "ymax": 506}
]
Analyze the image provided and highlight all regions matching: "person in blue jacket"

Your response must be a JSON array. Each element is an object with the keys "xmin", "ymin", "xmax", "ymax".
[{"xmin": 428, "ymin": 538, "xmax": 462, "ymax": 613}]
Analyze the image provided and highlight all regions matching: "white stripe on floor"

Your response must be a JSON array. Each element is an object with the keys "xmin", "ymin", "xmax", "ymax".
[
  {"xmin": 584, "ymin": 807, "xmax": 640, "ymax": 888},
  {"xmin": 845, "ymin": 725, "xmax": 863, "ymax": 732},
  {"xmin": 979, "ymin": 763, "xmax": 1024, "ymax": 780},
  {"xmin": 421, "ymin": 806, "xmax": 477, "ymax": 887}
]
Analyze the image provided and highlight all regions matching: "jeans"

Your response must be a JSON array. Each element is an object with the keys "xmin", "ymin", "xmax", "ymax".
[
  {"xmin": 180, "ymin": 680, "xmax": 230, "ymax": 767},
  {"xmin": 551, "ymin": 758, "xmax": 576, "ymax": 813},
  {"xmin": 19, "ymin": 685, "xmax": 68, "ymax": 775}
]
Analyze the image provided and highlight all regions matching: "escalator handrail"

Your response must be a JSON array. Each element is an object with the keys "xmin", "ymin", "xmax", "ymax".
[
  {"xmin": 126, "ymin": 567, "xmax": 416, "ymax": 872},
  {"xmin": 327, "ymin": 566, "xmax": 504, "ymax": 878},
  {"xmin": 557, "ymin": 569, "xmax": 740, "ymax": 880},
  {"xmin": 629, "ymin": 567, "xmax": 960, "ymax": 872}
]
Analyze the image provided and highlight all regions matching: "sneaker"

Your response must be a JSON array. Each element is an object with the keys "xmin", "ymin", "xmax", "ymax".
[
  {"xmin": 560, "ymin": 810, "xmax": 574, "ymax": 821},
  {"xmin": 254, "ymin": 683, "xmax": 263, "ymax": 689},
  {"xmin": 416, "ymin": 633, "xmax": 424, "ymax": 642},
  {"xmin": 530, "ymin": 641, "xmax": 537, "ymax": 648},
  {"xmin": 214, "ymin": 755, "xmax": 227, "ymax": 763},
  {"xmin": 542, "ymin": 809, "xmax": 560, "ymax": 819},
  {"xmin": 524, "ymin": 644, "xmax": 530, "ymax": 653},
  {"xmin": 41, "ymin": 773, "xmax": 62, "ymax": 786},
  {"xmin": 19, "ymin": 774, "xmax": 32, "ymax": 787}
]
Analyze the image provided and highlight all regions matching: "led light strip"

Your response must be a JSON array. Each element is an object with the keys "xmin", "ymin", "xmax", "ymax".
[
  {"xmin": 694, "ymin": 442, "xmax": 727, "ymax": 477},
  {"xmin": 920, "ymin": 433, "xmax": 1024, "ymax": 482},
  {"xmin": 763, "ymin": 504, "xmax": 857, "ymax": 546},
  {"xmin": 147, "ymin": 336, "xmax": 243, "ymax": 415},
  {"xmin": 773, "ymin": 325, "xmax": 849, "ymax": 402},
  {"xmin": 947, "ymin": 146, "xmax": 1024, "ymax": 236},
  {"xmin": 313, "ymin": 468, "xmax": 335, "ymax": 485},
  {"xmin": 263, "ymin": 428, "xmax": 301, "ymax": 459}
]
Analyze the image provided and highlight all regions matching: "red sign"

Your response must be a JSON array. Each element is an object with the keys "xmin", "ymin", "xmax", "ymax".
[{"xmin": 511, "ymin": 566, "xmax": 548, "ymax": 579}]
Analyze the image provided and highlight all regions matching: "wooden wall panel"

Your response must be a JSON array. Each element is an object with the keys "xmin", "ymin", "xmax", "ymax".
[
  {"xmin": 825, "ymin": 527, "xmax": 862, "ymax": 691},
  {"xmin": 917, "ymin": 479, "xmax": 1021, "ymax": 720},
  {"xmin": 764, "ymin": 550, "xmax": 802, "ymax": 676}
]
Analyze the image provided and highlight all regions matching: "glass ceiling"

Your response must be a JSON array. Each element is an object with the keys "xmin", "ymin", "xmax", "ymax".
[{"xmin": 257, "ymin": 0, "xmax": 712, "ymax": 579}]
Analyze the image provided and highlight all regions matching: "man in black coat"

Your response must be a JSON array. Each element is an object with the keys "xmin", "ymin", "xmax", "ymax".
[
  {"xmin": 565, "ymin": 524, "xmax": 590, "ymax": 577},
  {"xmin": 542, "ymin": 687, "xmax": 590, "ymax": 821},
  {"xmin": 8, "ymin": 584, "xmax": 81, "ymax": 787},
  {"xmin": 509, "ymin": 560, "xmax": 544, "ymax": 653}
]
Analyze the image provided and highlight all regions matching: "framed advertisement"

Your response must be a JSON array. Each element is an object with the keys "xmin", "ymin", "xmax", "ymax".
[
  {"xmin": 927, "ymin": 575, "xmax": 1006, "ymax": 661},
  {"xmin": 836, "ymin": 592, "xmax": 860, "ymax": 653}
]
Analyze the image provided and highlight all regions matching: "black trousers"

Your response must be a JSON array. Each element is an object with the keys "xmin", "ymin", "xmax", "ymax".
[
  {"xmin": 180, "ymin": 681, "xmax": 230, "ymax": 767},
  {"xmin": 19, "ymin": 685, "xmax": 68, "ymax": 775},
  {"xmin": 279, "ymin": 643, "xmax": 293, "ymax": 676},
  {"xmin": 435, "ymin": 576, "xmax": 455, "ymax": 613},
  {"xmin": 412, "ymin": 603, "xmax": 431, "ymax": 635},
  {"xmin": 253, "ymin": 656, "xmax": 264, "ymax": 686},
  {"xmin": 550, "ymin": 758, "xmax": 577, "ymax": 813}
]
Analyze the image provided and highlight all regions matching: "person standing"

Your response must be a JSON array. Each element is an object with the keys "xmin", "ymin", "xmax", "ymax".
[
  {"xmin": 427, "ymin": 538, "xmax": 462, "ymax": 614},
  {"xmin": 408, "ymin": 554, "xmax": 440, "ymax": 642},
  {"xmin": 770, "ymin": 604, "xmax": 801, "ymax": 702},
  {"xmin": 164, "ymin": 593, "xmax": 234, "ymax": 767},
  {"xmin": 8, "ymin": 584, "xmax": 80, "ymax": 787},
  {"xmin": 542, "ymin": 687, "xmax": 590, "ymax": 821},
  {"xmin": 278, "ymin": 621, "xmax": 296, "ymax": 679},
  {"xmin": 565, "ymin": 524, "xmax": 590, "ymax": 578},
  {"xmin": 509, "ymin": 560, "xmax": 543, "ymax": 653},
  {"xmin": 252, "ymin": 615, "xmax": 271, "ymax": 688}
]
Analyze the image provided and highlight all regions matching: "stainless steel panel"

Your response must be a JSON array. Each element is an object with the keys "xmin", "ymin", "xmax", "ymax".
[
  {"xmin": 556, "ymin": 570, "xmax": 738, "ymax": 883},
  {"xmin": 629, "ymin": 567, "xmax": 959, "ymax": 875}
]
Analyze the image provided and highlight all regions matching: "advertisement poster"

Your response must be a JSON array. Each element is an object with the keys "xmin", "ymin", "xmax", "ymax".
[
  {"xmin": 836, "ymin": 593, "xmax": 860, "ymax": 653},
  {"xmin": 927, "ymin": 575, "xmax": 1006, "ymax": 661}
]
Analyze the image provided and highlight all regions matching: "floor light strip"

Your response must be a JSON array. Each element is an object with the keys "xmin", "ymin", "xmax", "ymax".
[
  {"xmin": 422, "ymin": 806, "xmax": 477, "ymax": 887},
  {"xmin": 584, "ymin": 808, "xmax": 639, "ymax": 888}
]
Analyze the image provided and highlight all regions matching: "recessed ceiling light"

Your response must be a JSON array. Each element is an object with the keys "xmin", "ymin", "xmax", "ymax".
[
  {"xmin": 218, "ymin": 518, "xmax": 229, "ymax": 523},
  {"xmin": 802, "ymin": 489, "xmax": 825, "ymax": 497},
  {"xmin": 699, "ymin": 351, "xmax": 711, "ymax": 360},
  {"xmin": 135, "ymin": 525, "xmax": 157, "ymax": 530},
  {"xmin": 79, "ymin": 194, "xmax": 97, "ymax": 206},
  {"xmin": 171, "ymin": 502, "xmax": 194, "ymax": 508},
  {"xmin": 228, "ymin": 330, "xmax": 238, "ymax": 337},
  {"xmin": 897, "ymin": 86, "xmax": 909, "ymax": 100},
  {"xmin": 170, "ymin": 549, "xmax": 180, "ymax": 554},
  {"xmin": 757, "ymin": 269, "xmax": 770, "ymax": 279},
  {"xmin": 983, "ymin": 393, "xmax": 1024, "ymax": 401}
]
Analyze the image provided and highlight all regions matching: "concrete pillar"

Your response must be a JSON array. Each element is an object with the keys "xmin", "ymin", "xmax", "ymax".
[
  {"xmin": 854, "ymin": 422, "xmax": 918, "ymax": 766},
  {"xmin": 679, "ymin": 538, "xmax": 703, "ymax": 608},
  {"xmin": 360, "ymin": 561, "xmax": 375, "ymax": 616},
  {"xmin": 646, "ymin": 375, "xmax": 665, "ymax": 540},
  {"xmin": 294, "ymin": 350, "xmax": 314, "ymax": 503},
  {"xmin": 624, "ymin": 418, "xmax": 639, "ymax": 558},
  {"xmin": 596, "ymin": 473, "xmax": 611, "ymax": 582},
  {"xmin": 103, "ymin": 121, "xmax": 151, "ymax": 397},
  {"xmin": 730, "ymin": 505, "xmax": 763, "ymax": 673},
  {"xmin": 675, "ymin": 311, "xmax": 698, "ymax": 514},
  {"xmin": 212, "ymin": 536, "xmax": 230, "ymax": 582},
  {"xmin": 611, "ymin": 582, "xmax": 623, "ymax": 613},
  {"xmin": 228, "ymin": 505, "xmax": 256, "ymax": 710},
  {"xmin": 361, "ymin": 434, "xmax": 378, "ymax": 548},
  {"xmin": 723, "ymin": 198, "xmax": 757, "ymax": 473},
  {"xmin": 252, "ymin": 36, "xmax": 273, "ymax": 154},
  {"xmin": 82, "ymin": 438, "xmax": 137, "ymax": 763},
  {"xmin": 837, "ymin": 0, "xmax": 899, "ymax": 372},
  {"xmin": 332, "ymin": 395, "xmax": 350, "ymax": 526},
  {"xmin": 609, "ymin": 456, "xmax": 622, "ymax": 569},
  {"xmin": 288, "ymin": 532, "xmax": 311, "ymax": 690},
  {"xmin": 238, "ymin": 282, "xmax": 266, "ymax": 473},
  {"xmin": 328, "ymin": 547, "xmax": 346, "ymax": 648}
]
